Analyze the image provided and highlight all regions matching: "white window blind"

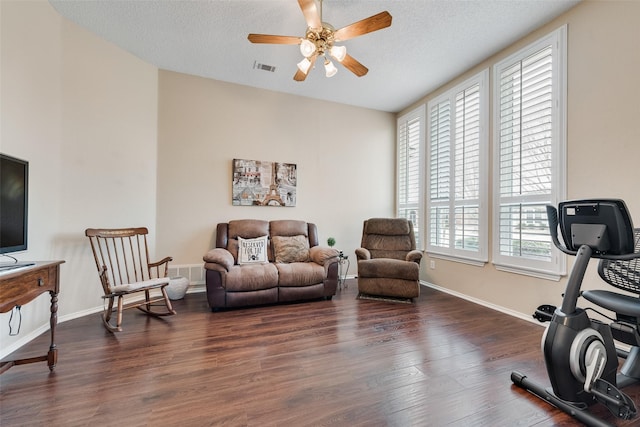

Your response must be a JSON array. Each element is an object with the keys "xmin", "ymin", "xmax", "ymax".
[
  {"xmin": 397, "ymin": 106, "xmax": 425, "ymax": 248},
  {"xmin": 427, "ymin": 70, "xmax": 488, "ymax": 263},
  {"xmin": 492, "ymin": 26, "xmax": 566, "ymax": 279},
  {"xmin": 429, "ymin": 100, "xmax": 451, "ymax": 249}
]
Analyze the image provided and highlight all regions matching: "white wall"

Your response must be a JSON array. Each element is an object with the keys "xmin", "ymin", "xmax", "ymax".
[
  {"xmin": 155, "ymin": 71, "xmax": 396, "ymax": 266},
  {"xmin": 0, "ymin": 1, "xmax": 158, "ymax": 358}
]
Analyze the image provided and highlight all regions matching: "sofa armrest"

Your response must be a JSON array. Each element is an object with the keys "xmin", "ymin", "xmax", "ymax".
[
  {"xmin": 203, "ymin": 248, "xmax": 235, "ymax": 271},
  {"xmin": 355, "ymin": 248, "xmax": 371, "ymax": 261},
  {"xmin": 406, "ymin": 250, "xmax": 423, "ymax": 264},
  {"xmin": 309, "ymin": 246, "xmax": 339, "ymax": 266}
]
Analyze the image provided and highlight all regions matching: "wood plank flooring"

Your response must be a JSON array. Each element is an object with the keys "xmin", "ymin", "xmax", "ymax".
[{"xmin": 2, "ymin": 280, "xmax": 640, "ymax": 426}]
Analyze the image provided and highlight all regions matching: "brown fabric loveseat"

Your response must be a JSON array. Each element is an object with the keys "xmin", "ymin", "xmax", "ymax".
[{"xmin": 203, "ymin": 219, "xmax": 339, "ymax": 310}]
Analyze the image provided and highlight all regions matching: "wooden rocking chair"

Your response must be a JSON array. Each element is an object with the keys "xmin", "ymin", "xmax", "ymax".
[{"xmin": 85, "ymin": 227, "xmax": 176, "ymax": 332}]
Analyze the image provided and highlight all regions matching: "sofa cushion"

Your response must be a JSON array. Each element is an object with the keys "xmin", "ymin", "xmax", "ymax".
[
  {"xmin": 270, "ymin": 220, "xmax": 308, "ymax": 237},
  {"xmin": 224, "ymin": 263, "xmax": 279, "ymax": 292},
  {"xmin": 228, "ymin": 220, "xmax": 269, "ymax": 239},
  {"xmin": 237, "ymin": 235, "xmax": 268, "ymax": 264},
  {"xmin": 276, "ymin": 262, "xmax": 325, "ymax": 287},
  {"xmin": 272, "ymin": 235, "xmax": 310, "ymax": 263}
]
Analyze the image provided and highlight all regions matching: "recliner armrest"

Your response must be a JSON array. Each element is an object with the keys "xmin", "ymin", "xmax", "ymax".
[
  {"xmin": 203, "ymin": 248, "xmax": 235, "ymax": 271},
  {"xmin": 355, "ymin": 248, "xmax": 371, "ymax": 261},
  {"xmin": 309, "ymin": 246, "xmax": 339, "ymax": 266},
  {"xmin": 406, "ymin": 250, "xmax": 423, "ymax": 264}
]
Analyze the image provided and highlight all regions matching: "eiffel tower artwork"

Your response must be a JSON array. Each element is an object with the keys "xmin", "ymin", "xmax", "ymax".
[{"xmin": 232, "ymin": 159, "xmax": 297, "ymax": 207}]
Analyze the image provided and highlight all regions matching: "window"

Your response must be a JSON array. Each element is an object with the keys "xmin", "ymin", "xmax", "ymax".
[
  {"xmin": 426, "ymin": 70, "xmax": 489, "ymax": 264},
  {"xmin": 397, "ymin": 106, "xmax": 425, "ymax": 249},
  {"xmin": 492, "ymin": 26, "xmax": 566, "ymax": 279}
]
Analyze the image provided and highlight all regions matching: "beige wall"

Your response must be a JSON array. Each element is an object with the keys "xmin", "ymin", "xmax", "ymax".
[
  {"xmin": 0, "ymin": 1, "xmax": 394, "ymax": 358},
  {"xmin": 0, "ymin": 1, "xmax": 158, "ymax": 357},
  {"xmin": 156, "ymin": 71, "xmax": 396, "ymax": 264},
  {"xmin": 2, "ymin": 0, "xmax": 639, "ymax": 358},
  {"xmin": 404, "ymin": 0, "xmax": 640, "ymax": 318}
]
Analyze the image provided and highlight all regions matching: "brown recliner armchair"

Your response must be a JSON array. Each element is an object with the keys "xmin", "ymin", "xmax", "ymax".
[{"xmin": 355, "ymin": 218, "xmax": 422, "ymax": 299}]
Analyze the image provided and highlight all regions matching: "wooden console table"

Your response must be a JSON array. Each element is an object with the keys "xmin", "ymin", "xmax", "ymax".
[{"xmin": 0, "ymin": 260, "xmax": 64, "ymax": 374}]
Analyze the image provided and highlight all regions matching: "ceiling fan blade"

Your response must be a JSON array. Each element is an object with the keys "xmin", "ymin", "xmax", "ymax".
[
  {"xmin": 293, "ymin": 69, "xmax": 308, "ymax": 82},
  {"xmin": 298, "ymin": 0, "xmax": 322, "ymax": 29},
  {"xmin": 340, "ymin": 54, "xmax": 368, "ymax": 77},
  {"xmin": 334, "ymin": 11, "xmax": 392, "ymax": 41},
  {"xmin": 247, "ymin": 34, "xmax": 301, "ymax": 45},
  {"xmin": 294, "ymin": 54, "xmax": 318, "ymax": 81}
]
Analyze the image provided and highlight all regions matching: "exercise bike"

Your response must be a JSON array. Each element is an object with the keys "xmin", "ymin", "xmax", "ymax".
[{"xmin": 512, "ymin": 199, "xmax": 640, "ymax": 427}]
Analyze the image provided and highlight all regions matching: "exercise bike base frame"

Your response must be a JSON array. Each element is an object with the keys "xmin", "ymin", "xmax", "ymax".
[{"xmin": 511, "ymin": 371, "xmax": 614, "ymax": 427}]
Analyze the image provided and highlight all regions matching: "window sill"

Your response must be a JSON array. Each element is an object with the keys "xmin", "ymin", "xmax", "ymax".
[
  {"xmin": 427, "ymin": 252, "xmax": 487, "ymax": 267},
  {"xmin": 493, "ymin": 262, "xmax": 563, "ymax": 281}
]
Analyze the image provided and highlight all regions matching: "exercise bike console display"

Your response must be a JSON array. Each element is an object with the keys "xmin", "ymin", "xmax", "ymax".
[
  {"xmin": 558, "ymin": 199, "xmax": 635, "ymax": 255},
  {"xmin": 512, "ymin": 198, "xmax": 640, "ymax": 427}
]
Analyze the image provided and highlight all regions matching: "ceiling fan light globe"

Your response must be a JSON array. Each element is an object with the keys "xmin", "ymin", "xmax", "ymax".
[
  {"xmin": 299, "ymin": 39, "xmax": 316, "ymax": 57},
  {"xmin": 330, "ymin": 45, "xmax": 347, "ymax": 62},
  {"xmin": 297, "ymin": 57, "xmax": 312, "ymax": 74},
  {"xmin": 324, "ymin": 59, "xmax": 338, "ymax": 78}
]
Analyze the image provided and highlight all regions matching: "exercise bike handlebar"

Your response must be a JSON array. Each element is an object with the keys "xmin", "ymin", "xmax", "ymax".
[{"xmin": 547, "ymin": 205, "xmax": 574, "ymax": 255}]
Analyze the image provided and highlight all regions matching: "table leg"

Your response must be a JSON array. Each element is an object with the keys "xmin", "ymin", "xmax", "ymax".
[{"xmin": 48, "ymin": 291, "xmax": 58, "ymax": 371}]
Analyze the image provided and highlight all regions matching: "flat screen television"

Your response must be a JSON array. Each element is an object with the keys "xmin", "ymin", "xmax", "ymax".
[{"xmin": 0, "ymin": 154, "xmax": 29, "ymax": 255}]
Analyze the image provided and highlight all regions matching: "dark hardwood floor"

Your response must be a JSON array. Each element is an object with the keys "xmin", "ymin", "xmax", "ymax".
[{"xmin": 2, "ymin": 280, "xmax": 639, "ymax": 426}]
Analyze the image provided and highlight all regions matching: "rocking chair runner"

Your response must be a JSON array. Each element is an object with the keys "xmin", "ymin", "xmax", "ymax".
[{"xmin": 85, "ymin": 227, "xmax": 176, "ymax": 332}]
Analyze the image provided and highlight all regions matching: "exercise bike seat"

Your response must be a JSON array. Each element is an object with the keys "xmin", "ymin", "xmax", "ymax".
[
  {"xmin": 583, "ymin": 228, "xmax": 640, "ymax": 344},
  {"xmin": 582, "ymin": 289, "xmax": 640, "ymax": 317}
]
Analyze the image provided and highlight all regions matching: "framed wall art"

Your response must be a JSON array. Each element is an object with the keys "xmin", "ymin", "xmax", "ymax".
[{"xmin": 232, "ymin": 158, "xmax": 297, "ymax": 207}]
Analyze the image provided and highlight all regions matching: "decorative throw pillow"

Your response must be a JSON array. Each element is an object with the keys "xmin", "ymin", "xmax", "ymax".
[
  {"xmin": 272, "ymin": 235, "xmax": 310, "ymax": 263},
  {"xmin": 237, "ymin": 235, "xmax": 268, "ymax": 264}
]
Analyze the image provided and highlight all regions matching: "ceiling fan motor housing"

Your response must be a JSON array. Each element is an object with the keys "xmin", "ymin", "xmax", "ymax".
[{"xmin": 304, "ymin": 24, "xmax": 336, "ymax": 56}]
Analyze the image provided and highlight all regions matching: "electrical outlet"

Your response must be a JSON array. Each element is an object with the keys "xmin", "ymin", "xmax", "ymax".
[{"xmin": 430, "ymin": 260, "xmax": 436, "ymax": 269}]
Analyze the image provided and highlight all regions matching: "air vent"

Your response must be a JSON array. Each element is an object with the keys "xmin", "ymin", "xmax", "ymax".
[{"xmin": 253, "ymin": 61, "xmax": 276, "ymax": 72}]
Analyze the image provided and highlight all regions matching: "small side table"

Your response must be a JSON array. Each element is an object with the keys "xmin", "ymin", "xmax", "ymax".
[
  {"xmin": 337, "ymin": 251, "xmax": 350, "ymax": 289},
  {"xmin": 0, "ymin": 261, "xmax": 64, "ymax": 374}
]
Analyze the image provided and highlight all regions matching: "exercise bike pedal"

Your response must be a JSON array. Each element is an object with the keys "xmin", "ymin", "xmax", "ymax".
[
  {"xmin": 533, "ymin": 304, "xmax": 556, "ymax": 322},
  {"xmin": 592, "ymin": 378, "xmax": 637, "ymax": 420}
]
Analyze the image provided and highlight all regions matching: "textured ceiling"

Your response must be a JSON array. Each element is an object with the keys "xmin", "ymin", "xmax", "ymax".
[{"xmin": 49, "ymin": 0, "xmax": 581, "ymax": 113}]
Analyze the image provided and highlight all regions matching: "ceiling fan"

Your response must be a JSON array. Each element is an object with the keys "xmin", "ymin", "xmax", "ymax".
[{"xmin": 247, "ymin": 0, "xmax": 392, "ymax": 81}]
